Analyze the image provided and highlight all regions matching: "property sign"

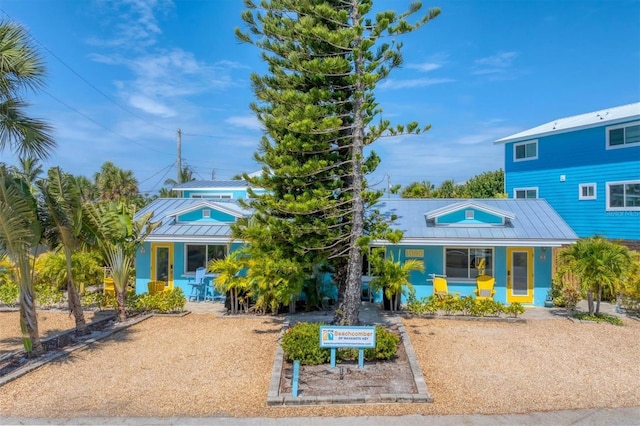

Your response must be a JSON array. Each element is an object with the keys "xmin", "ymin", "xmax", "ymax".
[
  {"xmin": 319, "ymin": 326, "xmax": 376, "ymax": 349},
  {"xmin": 405, "ymin": 249, "xmax": 424, "ymax": 258}
]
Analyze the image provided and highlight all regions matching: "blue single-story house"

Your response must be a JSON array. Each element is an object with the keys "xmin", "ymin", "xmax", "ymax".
[
  {"xmin": 370, "ymin": 198, "xmax": 577, "ymax": 306},
  {"xmin": 135, "ymin": 194, "xmax": 577, "ymax": 306}
]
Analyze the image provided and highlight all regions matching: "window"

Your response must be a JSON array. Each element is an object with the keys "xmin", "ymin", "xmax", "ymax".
[
  {"xmin": 607, "ymin": 180, "xmax": 640, "ymax": 210},
  {"xmin": 514, "ymin": 188, "xmax": 538, "ymax": 199},
  {"xmin": 185, "ymin": 244, "xmax": 227, "ymax": 273},
  {"xmin": 579, "ymin": 183, "xmax": 596, "ymax": 200},
  {"xmin": 465, "ymin": 210, "xmax": 474, "ymax": 220},
  {"xmin": 607, "ymin": 122, "xmax": 640, "ymax": 149},
  {"xmin": 203, "ymin": 209, "xmax": 211, "ymax": 218},
  {"xmin": 514, "ymin": 140, "xmax": 538, "ymax": 161},
  {"xmin": 190, "ymin": 194, "xmax": 233, "ymax": 199},
  {"xmin": 445, "ymin": 248, "xmax": 493, "ymax": 279}
]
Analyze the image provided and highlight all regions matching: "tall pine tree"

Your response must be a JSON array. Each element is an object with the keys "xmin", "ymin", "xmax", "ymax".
[{"xmin": 235, "ymin": 0, "xmax": 439, "ymax": 324}]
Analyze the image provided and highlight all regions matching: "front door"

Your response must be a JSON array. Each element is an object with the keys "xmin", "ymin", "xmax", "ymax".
[
  {"xmin": 151, "ymin": 243, "xmax": 173, "ymax": 289},
  {"xmin": 506, "ymin": 247, "xmax": 533, "ymax": 304}
]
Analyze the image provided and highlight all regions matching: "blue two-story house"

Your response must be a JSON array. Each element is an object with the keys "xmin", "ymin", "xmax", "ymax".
[{"xmin": 495, "ymin": 102, "xmax": 640, "ymax": 246}]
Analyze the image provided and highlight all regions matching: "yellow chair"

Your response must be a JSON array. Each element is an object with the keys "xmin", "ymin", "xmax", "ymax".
[
  {"xmin": 147, "ymin": 280, "xmax": 167, "ymax": 296},
  {"xmin": 474, "ymin": 275, "xmax": 496, "ymax": 300},
  {"xmin": 432, "ymin": 276, "xmax": 458, "ymax": 299},
  {"xmin": 103, "ymin": 277, "xmax": 115, "ymax": 297}
]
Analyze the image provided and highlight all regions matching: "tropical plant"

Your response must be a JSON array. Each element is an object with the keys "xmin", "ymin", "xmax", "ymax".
[
  {"xmin": 38, "ymin": 167, "xmax": 89, "ymax": 334},
  {"xmin": 83, "ymin": 201, "xmax": 160, "ymax": 321},
  {"xmin": 0, "ymin": 21, "xmax": 55, "ymax": 160},
  {"xmin": 369, "ymin": 251, "xmax": 424, "ymax": 312},
  {"xmin": 93, "ymin": 161, "xmax": 139, "ymax": 203},
  {"xmin": 0, "ymin": 165, "xmax": 43, "ymax": 356},
  {"xmin": 208, "ymin": 250, "xmax": 251, "ymax": 315},
  {"xmin": 246, "ymin": 254, "xmax": 306, "ymax": 315},
  {"xmin": 34, "ymin": 250, "xmax": 102, "ymax": 293},
  {"xmin": 558, "ymin": 237, "xmax": 633, "ymax": 315}
]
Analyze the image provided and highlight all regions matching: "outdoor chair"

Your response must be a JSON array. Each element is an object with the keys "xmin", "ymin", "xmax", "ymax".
[
  {"xmin": 188, "ymin": 267, "xmax": 207, "ymax": 302},
  {"xmin": 431, "ymin": 275, "xmax": 458, "ymax": 300},
  {"xmin": 148, "ymin": 280, "xmax": 167, "ymax": 296},
  {"xmin": 474, "ymin": 275, "xmax": 496, "ymax": 300},
  {"xmin": 103, "ymin": 277, "xmax": 115, "ymax": 297}
]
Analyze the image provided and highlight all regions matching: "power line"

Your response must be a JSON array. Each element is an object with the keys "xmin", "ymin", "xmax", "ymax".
[{"xmin": 1, "ymin": 8, "xmax": 222, "ymax": 140}]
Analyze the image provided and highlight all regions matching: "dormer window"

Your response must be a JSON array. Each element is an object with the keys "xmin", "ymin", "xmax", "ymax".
[{"xmin": 203, "ymin": 209, "xmax": 211, "ymax": 219}]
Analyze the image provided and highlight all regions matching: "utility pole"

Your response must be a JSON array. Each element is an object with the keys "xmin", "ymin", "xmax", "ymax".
[{"xmin": 177, "ymin": 128, "xmax": 182, "ymax": 184}]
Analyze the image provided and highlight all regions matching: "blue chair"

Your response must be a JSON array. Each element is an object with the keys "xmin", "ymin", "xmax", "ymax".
[{"xmin": 188, "ymin": 267, "xmax": 207, "ymax": 302}]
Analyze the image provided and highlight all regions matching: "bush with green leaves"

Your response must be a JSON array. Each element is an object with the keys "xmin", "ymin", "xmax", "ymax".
[
  {"xmin": 571, "ymin": 312, "xmax": 623, "ymax": 326},
  {"xmin": 35, "ymin": 251, "xmax": 103, "ymax": 294},
  {"xmin": 35, "ymin": 284, "xmax": 65, "ymax": 308},
  {"xmin": 406, "ymin": 295, "xmax": 438, "ymax": 315},
  {"xmin": 504, "ymin": 302, "xmax": 525, "ymax": 318},
  {"xmin": 134, "ymin": 288, "xmax": 186, "ymax": 314},
  {"xmin": 281, "ymin": 322, "xmax": 330, "ymax": 365},
  {"xmin": 281, "ymin": 323, "xmax": 400, "ymax": 366},
  {"xmin": 0, "ymin": 282, "xmax": 19, "ymax": 306}
]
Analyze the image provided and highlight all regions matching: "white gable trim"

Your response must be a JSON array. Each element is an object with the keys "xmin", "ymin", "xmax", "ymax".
[
  {"xmin": 166, "ymin": 201, "xmax": 245, "ymax": 219},
  {"xmin": 425, "ymin": 201, "xmax": 516, "ymax": 221}
]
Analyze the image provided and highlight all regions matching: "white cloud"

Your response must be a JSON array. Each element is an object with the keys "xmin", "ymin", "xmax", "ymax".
[
  {"xmin": 129, "ymin": 94, "xmax": 176, "ymax": 117},
  {"xmin": 473, "ymin": 51, "xmax": 519, "ymax": 75},
  {"xmin": 225, "ymin": 115, "xmax": 262, "ymax": 131},
  {"xmin": 407, "ymin": 62, "xmax": 443, "ymax": 72},
  {"xmin": 379, "ymin": 77, "xmax": 455, "ymax": 90}
]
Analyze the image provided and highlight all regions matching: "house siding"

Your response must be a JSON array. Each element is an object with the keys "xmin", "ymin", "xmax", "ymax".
[{"xmin": 506, "ymin": 161, "xmax": 640, "ymax": 239}]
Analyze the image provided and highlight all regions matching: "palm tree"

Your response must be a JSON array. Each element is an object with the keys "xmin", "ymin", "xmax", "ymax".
[
  {"xmin": 369, "ymin": 251, "xmax": 424, "ymax": 312},
  {"xmin": 0, "ymin": 21, "xmax": 55, "ymax": 160},
  {"xmin": 164, "ymin": 165, "xmax": 196, "ymax": 187},
  {"xmin": 9, "ymin": 156, "xmax": 43, "ymax": 188},
  {"xmin": 93, "ymin": 161, "xmax": 139, "ymax": 202},
  {"xmin": 38, "ymin": 167, "xmax": 88, "ymax": 335},
  {"xmin": 209, "ymin": 250, "xmax": 250, "ymax": 315},
  {"xmin": 559, "ymin": 237, "xmax": 633, "ymax": 314},
  {"xmin": 0, "ymin": 165, "xmax": 43, "ymax": 356},
  {"xmin": 83, "ymin": 201, "xmax": 160, "ymax": 321}
]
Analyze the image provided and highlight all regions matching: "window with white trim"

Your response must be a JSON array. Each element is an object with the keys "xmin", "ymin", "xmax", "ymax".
[
  {"xmin": 607, "ymin": 180, "xmax": 640, "ymax": 210},
  {"xmin": 185, "ymin": 244, "xmax": 227, "ymax": 273},
  {"xmin": 606, "ymin": 121, "xmax": 640, "ymax": 149},
  {"xmin": 514, "ymin": 140, "xmax": 538, "ymax": 161},
  {"xmin": 190, "ymin": 193, "xmax": 233, "ymax": 199},
  {"xmin": 514, "ymin": 188, "xmax": 538, "ymax": 199},
  {"xmin": 579, "ymin": 183, "xmax": 596, "ymax": 200},
  {"xmin": 445, "ymin": 248, "xmax": 493, "ymax": 279}
]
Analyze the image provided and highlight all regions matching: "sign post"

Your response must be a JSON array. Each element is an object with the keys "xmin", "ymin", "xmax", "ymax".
[{"xmin": 319, "ymin": 326, "xmax": 376, "ymax": 368}]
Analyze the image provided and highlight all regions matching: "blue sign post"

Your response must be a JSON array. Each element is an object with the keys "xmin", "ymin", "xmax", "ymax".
[{"xmin": 319, "ymin": 325, "xmax": 376, "ymax": 368}]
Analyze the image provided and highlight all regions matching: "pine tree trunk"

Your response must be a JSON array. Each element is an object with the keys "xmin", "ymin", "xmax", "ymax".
[{"xmin": 333, "ymin": 0, "xmax": 366, "ymax": 326}]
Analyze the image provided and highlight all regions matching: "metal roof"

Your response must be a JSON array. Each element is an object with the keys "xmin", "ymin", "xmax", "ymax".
[
  {"xmin": 373, "ymin": 198, "xmax": 577, "ymax": 247},
  {"xmin": 495, "ymin": 102, "xmax": 640, "ymax": 144},
  {"xmin": 136, "ymin": 198, "xmax": 250, "ymax": 243}
]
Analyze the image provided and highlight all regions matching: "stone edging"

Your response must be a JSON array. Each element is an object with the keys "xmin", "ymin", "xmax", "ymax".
[
  {"xmin": 0, "ymin": 313, "xmax": 154, "ymax": 388},
  {"xmin": 266, "ymin": 316, "xmax": 433, "ymax": 406}
]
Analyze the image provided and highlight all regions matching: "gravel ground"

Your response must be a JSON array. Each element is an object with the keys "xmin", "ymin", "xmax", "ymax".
[{"xmin": 0, "ymin": 311, "xmax": 639, "ymax": 418}]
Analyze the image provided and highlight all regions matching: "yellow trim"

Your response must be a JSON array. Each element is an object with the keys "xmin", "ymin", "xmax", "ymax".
[
  {"xmin": 150, "ymin": 243, "xmax": 174, "ymax": 290},
  {"xmin": 506, "ymin": 247, "xmax": 533, "ymax": 304}
]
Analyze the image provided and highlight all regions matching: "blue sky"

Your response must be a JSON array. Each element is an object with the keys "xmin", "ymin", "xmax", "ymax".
[{"xmin": 0, "ymin": 0, "xmax": 638, "ymax": 195}]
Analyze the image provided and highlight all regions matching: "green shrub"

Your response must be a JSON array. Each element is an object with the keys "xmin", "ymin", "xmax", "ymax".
[
  {"xmin": 406, "ymin": 295, "xmax": 438, "ymax": 315},
  {"xmin": 281, "ymin": 323, "xmax": 400, "ymax": 365},
  {"xmin": 35, "ymin": 284, "xmax": 65, "ymax": 308},
  {"xmin": 281, "ymin": 322, "xmax": 330, "ymax": 365},
  {"xmin": 458, "ymin": 296, "xmax": 476, "ymax": 316},
  {"xmin": 0, "ymin": 282, "xmax": 19, "ymax": 306},
  {"xmin": 134, "ymin": 288, "xmax": 186, "ymax": 314},
  {"xmin": 571, "ymin": 312, "xmax": 623, "ymax": 326},
  {"xmin": 504, "ymin": 302, "xmax": 525, "ymax": 318},
  {"xmin": 438, "ymin": 295, "xmax": 461, "ymax": 315}
]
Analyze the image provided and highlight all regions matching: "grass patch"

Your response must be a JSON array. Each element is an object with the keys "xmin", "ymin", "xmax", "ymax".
[{"xmin": 571, "ymin": 312, "xmax": 624, "ymax": 326}]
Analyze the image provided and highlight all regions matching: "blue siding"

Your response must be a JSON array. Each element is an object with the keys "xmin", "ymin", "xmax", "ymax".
[
  {"xmin": 505, "ymin": 122, "xmax": 640, "ymax": 172},
  {"xmin": 182, "ymin": 188, "xmax": 268, "ymax": 199},
  {"xmin": 438, "ymin": 208, "xmax": 503, "ymax": 224},
  {"xmin": 177, "ymin": 208, "xmax": 236, "ymax": 222},
  {"xmin": 506, "ymin": 161, "xmax": 640, "ymax": 239}
]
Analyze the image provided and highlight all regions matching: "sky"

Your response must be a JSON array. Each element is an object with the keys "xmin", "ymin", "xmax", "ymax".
[{"xmin": 0, "ymin": 0, "xmax": 638, "ymax": 195}]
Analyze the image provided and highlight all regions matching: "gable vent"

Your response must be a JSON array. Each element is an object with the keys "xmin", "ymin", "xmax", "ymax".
[
  {"xmin": 203, "ymin": 209, "xmax": 211, "ymax": 219},
  {"xmin": 465, "ymin": 210, "xmax": 474, "ymax": 220}
]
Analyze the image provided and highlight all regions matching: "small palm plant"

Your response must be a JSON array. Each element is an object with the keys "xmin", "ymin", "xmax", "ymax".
[
  {"xmin": 369, "ymin": 249, "xmax": 424, "ymax": 312},
  {"xmin": 208, "ymin": 250, "xmax": 250, "ymax": 315},
  {"xmin": 558, "ymin": 237, "xmax": 633, "ymax": 315}
]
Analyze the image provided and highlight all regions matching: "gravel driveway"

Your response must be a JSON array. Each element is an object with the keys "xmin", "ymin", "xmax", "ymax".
[{"xmin": 0, "ymin": 310, "xmax": 639, "ymax": 418}]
